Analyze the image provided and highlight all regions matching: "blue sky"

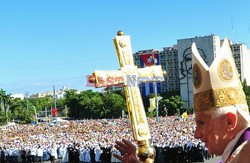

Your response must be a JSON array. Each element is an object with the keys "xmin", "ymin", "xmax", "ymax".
[{"xmin": 0, "ymin": 0, "xmax": 250, "ymax": 94}]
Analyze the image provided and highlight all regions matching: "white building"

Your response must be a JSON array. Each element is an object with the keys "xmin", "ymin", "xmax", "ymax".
[
  {"xmin": 11, "ymin": 93, "xmax": 25, "ymax": 100},
  {"xmin": 31, "ymin": 86, "xmax": 69, "ymax": 99},
  {"xmin": 160, "ymin": 45, "xmax": 179, "ymax": 92}
]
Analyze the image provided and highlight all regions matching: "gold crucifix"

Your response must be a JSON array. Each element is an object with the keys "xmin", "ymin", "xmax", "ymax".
[{"xmin": 89, "ymin": 31, "xmax": 166, "ymax": 162}]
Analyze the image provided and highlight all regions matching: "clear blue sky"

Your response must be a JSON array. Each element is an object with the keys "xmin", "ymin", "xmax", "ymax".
[{"xmin": 0, "ymin": 0, "xmax": 250, "ymax": 95}]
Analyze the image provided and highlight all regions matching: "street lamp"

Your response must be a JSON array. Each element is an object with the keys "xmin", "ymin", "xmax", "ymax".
[
  {"xmin": 33, "ymin": 106, "xmax": 38, "ymax": 123},
  {"xmin": 151, "ymin": 54, "xmax": 160, "ymax": 122}
]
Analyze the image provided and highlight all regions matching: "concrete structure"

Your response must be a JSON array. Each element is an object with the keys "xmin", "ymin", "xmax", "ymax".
[
  {"xmin": 177, "ymin": 34, "xmax": 221, "ymax": 109},
  {"xmin": 11, "ymin": 93, "xmax": 25, "ymax": 100},
  {"xmin": 230, "ymin": 43, "xmax": 250, "ymax": 85},
  {"xmin": 31, "ymin": 86, "xmax": 69, "ymax": 99},
  {"xmin": 102, "ymin": 85, "xmax": 123, "ymax": 93},
  {"xmin": 159, "ymin": 45, "xmax": 179, "ymax": 92},
  {"xmin": 133, "ymin": 34, "xmax": 250, "ymax": 111}
]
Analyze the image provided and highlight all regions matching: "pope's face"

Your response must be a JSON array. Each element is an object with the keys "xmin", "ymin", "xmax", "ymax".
[{"xmin": 194, "ymin": 111, "xmax": 228, "ymax": 155}]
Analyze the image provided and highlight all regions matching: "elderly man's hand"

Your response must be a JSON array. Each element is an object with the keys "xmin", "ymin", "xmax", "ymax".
[{"xmin": 113, "ymin": 139, "xmax": 140, "ymax": 163}]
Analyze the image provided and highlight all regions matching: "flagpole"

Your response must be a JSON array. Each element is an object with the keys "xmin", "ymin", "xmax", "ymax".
[
  {"xmin": 45, "ymin": 107, "xmax": 47, "ymax": 122},
  {"xmin": 53, "ymin": 85, "xmax": 57, "ymax": 122},
  {"xmin": 50, "ymin": 106, "xmax": 52, "ymax": 122},
  {"xmin": 155, "ymin": 83, "xmax": 159, "ymax": 122}
]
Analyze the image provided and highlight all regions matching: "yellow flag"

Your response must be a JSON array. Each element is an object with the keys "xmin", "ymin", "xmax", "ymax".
[
  {"xmin": 182, "ymin": 111, "xmax": 188, "ymax": 119},
  {"xmin": 148, "ymin": 97, "xmax": 156, "ymax": 112}
]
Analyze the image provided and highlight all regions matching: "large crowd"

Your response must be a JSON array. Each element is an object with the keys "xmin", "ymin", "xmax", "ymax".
[{"xmin": 0, "ymin": 115, "xmax": 213, "ymax": 163}]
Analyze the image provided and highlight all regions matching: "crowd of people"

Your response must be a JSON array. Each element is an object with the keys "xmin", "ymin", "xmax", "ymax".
[{"xmin": 0, "ymin": 115, "xmax": 213, "ymax": 163}]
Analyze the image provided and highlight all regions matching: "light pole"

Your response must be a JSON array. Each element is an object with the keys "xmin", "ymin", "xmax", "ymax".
[
  {"xmin": 33, "ymin": 106, "xmax": 37, "ymax": 123},
  {"xmin": 154, "ymin": 82, "xmax": 159, "ymax": 122},
  {"xmin": 53, "ymin": 86, "xmax": 57, "ymax": 113},
  {"xmin": 45, "ymin": 107, "xmax": 48, "ymax": 122},
  {"xmin": 53, "ymin": 86, "xmax": 57, "ymax": 122},
  {"xmin": 151, "ymin": 54, "xmax": 160, "ymax": 122}
]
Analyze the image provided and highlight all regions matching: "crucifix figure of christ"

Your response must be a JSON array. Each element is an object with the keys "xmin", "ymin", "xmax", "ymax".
[{"xmin": 89, "ymin": 31, "xmax": 166, "ymax": 163}]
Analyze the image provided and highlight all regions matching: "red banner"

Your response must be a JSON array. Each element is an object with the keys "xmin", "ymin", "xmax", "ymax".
[
  {"xmin": 52, "ymin": 108, "xmax": 58, "ymax": 117},
  {"xmin": 140, "ymin": 53, "xmax": 158, "ymax": 67}
]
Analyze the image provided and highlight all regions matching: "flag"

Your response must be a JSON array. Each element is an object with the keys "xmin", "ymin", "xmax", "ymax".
[
  {"xmin": 182, "ymin": 111, "xmax": 188, "ymax": 119},
  {"xmin": 140, "ymin": 53, "xmax": 159, "ymax": 67},
  {"xmin": 148, "ymin": 97, "xmax": 156, "ymax": 112},
  {"xmin": 52, "ymin": 108, "xmax": 58, "ymax": 117}
]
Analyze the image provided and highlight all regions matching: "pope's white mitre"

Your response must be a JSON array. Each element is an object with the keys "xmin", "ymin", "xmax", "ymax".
[{"xmin": 191, "ymin": 39, "xmax": 248, "ymax": 115}]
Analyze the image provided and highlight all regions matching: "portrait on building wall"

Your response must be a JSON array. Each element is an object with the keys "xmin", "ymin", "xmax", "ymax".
[{"xmin": 180, "ymin": 47, "xmax": 207, "ymax": 80}]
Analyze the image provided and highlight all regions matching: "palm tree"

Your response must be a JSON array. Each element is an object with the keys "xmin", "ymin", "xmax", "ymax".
[
  {"xmin": 0, "ymin": 89, "xmax": 7, "ymax": 112},
  {"xmin": 5, "ymin": 94, "xmax": 12, "ymax": 122},
  {"xmin": 0, "ymin": 89, "xmax": 12, "ymax": 112}
]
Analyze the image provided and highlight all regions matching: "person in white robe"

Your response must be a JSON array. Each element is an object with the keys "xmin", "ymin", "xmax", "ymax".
[
  {"xmin": 94, "ymin": 145, "xmax": 102, "ymax": 162},
  {"xmin": 61, "ymin": 145, "xmax": 69, "ymax": 163},
  {"xmin": 84, "ymin": 147, "xmax": 91, "ymax": 162},
  {"xmin": 79, "ymin": 146, "xmax": 86, "ymax": 163}
]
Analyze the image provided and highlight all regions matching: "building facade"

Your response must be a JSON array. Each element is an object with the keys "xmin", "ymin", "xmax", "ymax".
[
  {"xmin": 30, "ymin": 86, "xmax": 69, "ymax": 99},
  {"xmin": 133, "ymin": 34, "xmax": 250, "ymax": 110},
  {"xmin": 231, "ymin": 43, "xmax": 250, "ymax": 85},
  {"xmin": 177, "ymin": 34, "xmax": 221, "ymax": 109},
  {"xmin": 11, "ymin": 93, "xmax": 25, "ymax": 100},
  {"xmin": 159, "ymin": 45, "xmax": 179, "ymax": 92}
]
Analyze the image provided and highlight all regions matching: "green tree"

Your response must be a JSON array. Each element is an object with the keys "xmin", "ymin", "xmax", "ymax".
[
  {"xmin": 13, "ymin": 107, "xmax": 35, "ymax": 124},
  {"xmin": 159, "ymin": 95, "xmax": 185, "ymax": 116},
  {"xmin": 64, "ymin": 89, "xmax": 80, "ymax": 118},
  {"xmin": 160, "ymin": 90, "xmax": 180, "ymax": 99},
  {"xmin": 56, "ymin": 98, "xmax": 66, "ymax": 115},
  {"xmin": 186, "ymin": 106, "xmax": 194, "ymax": 114},
  {"xmin": 242, "ymin": 80, "xmax": 250, "ymax": 111},
  {"xmin": 0, "ymin": 112, "xmax": 7, "ymax": 125},
  {"xmin": 102, "ymin": 93, "xmax": 126, "ymax": 118},
  {"xmin": 10, "ymin": 98, "xmax": 35, "ymax": 123},
  {"xmin": 64, "ymin": 89, "xmax": 126, "ymax": 119},
  {"xmin": 64, "ymin": 89, "xmax": 104, "ymax": 119},
  {"xmin": 0, "ymin": 89, "xmax": 13, "ymax": 123},
  {"xmin": 61, "ymin": 105, "xmax": 69, "ymax": 117},
  {"xmin": 29, "ymin": 96, "xmax": 54, "ymax": 112},
  {"xmin": 0, "ymin": 89, "xmax": 6, "ymax": 112},
  {"xmin": 112, "ymin": 88, "xmax": 125, "ymax": 100},
  {"xmin": 0, "ymin": 89, "xmax": 11, "ymax": 112},
  {"xmin": 78, "ymin": 90, "xmax": 104, "ymax": 118},
  {"xmin": 242, "ymin": 80, "xmax": 250, "ymax": 95}
]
